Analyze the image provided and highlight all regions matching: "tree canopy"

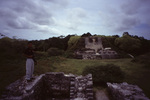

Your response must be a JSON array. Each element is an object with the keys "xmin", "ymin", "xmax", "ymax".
[{"xmin": 115, "ymin": 35, "xmax": 142, "ymax": 55}]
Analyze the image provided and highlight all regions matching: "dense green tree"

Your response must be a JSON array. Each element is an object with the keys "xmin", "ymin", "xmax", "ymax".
[
  {"xmin": 81, "ymin": 32, "xmax": 92, "ymax": 37},
  {"xmin": 47, "ymin": 47, "xmax": 64, "ymax": 56},
  {"xmin": 0, "ymin": 37, "xmax": 27, "ymax": 60},
  {"xmin": 115, "ymin": 35, "xmax": 142, "ymax": 55},
  {"xmin": 32, "ymin": 35, "xmax": 72, "ymax": 51},
  {"xmin": 123, "ymin": 32, "xmax": 130, "ymax": 36}
]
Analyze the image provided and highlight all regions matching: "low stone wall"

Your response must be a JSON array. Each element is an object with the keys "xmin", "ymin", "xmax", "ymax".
[
  {"xmin": 70, "ymin": 74, "xmax": 93, "ymax": 100},
  {"xmin": 107, "ymin": 82, "xmax": 150, "ymax": 100},
  {"xmin": 44, "ymin": 72, "xmax": 70, "ymax": 99},
  {"xmin": 1, "ymin": 74, "xmax": 45, "ymax": 100},
  {"xmin": 1, "ymin": 72, "xmax": 93, "ymax": 100}
]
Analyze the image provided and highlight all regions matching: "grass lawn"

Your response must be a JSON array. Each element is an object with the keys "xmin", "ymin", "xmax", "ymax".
[{"xmin": 0, "ymin": 57, "xmax": 150, "ymax": 98}]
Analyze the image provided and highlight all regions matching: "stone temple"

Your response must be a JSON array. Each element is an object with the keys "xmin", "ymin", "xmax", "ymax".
[{"xmin": 75, "ymin": 37, "xmax": 119, "ymax": 59}]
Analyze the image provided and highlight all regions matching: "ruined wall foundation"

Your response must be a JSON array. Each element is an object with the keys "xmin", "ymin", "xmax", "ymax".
[
  {"xmin": 107, "ymin": 82, "xmax": 150, "ymax": 100},
  {"xmin": 1, "ymin": 72, "xmax": 93, "ymax": 100},
  {"xmin": 1, "ymin": 72, "xmax": 150, "ymax": 100}
]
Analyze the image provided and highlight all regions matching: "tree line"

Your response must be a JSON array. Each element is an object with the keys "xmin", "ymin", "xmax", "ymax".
[{"xmin": 0, "ymin": 32, "xmax": 150, "ymax": 60}]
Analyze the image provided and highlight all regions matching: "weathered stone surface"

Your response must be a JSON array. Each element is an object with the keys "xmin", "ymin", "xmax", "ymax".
[
  {"xmin": 44, "ymin": 72, "xmax": 70, "ymax": 98},
  {"xmin": 1, "ymin": 74, "xmax": 45, "ymax": 100},
  {"xmin": 107, "ymin": 82, "xmax": 150, "ymax": 100},
  {"xmin": 1, "ymin": 72, "xmax": 94, "ymax": 100},
  {"xmin": 71, "ymin": 74, "xmax": 93, "ymax": 100},
  {"xmin": 1, "ymin": 72, "xmax": 150, "ymax": 100}
]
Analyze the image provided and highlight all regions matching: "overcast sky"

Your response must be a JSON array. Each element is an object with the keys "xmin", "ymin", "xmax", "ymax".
[{"xmin": 0, "ymin": 0, "xmax": 150, "ymax": 40}]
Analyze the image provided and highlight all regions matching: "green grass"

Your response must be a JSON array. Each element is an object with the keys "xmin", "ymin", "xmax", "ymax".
[{"xmin": 0, "ymin": 57, "xmax": 150, "ymax": 98}]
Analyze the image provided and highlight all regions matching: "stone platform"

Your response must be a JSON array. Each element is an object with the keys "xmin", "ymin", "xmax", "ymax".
[{"xmin": 1, "ymin": 72, "xmax": 93, "ymax": 100}]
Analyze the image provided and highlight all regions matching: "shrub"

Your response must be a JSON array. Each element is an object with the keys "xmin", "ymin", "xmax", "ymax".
[
  {"xmin": 47, "ymin": 48, "xmax": 64, "ymax": 56},
  {"xmin": 63, "ymin": 51, "xmax": 75, "ymax": 58},
  {"xmin": 82, "ymin": 64, "xmax": 125, "ymax": 86},
  {"xmin": 132, "ymin": 52, "xmax": 150, "ymax": 68},
  {"xmin": 35, "ymin": 51, "xmax": 48, "ymax": 59}
]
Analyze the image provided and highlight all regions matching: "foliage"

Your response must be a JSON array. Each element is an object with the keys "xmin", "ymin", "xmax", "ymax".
[
  {"xmin": 1, "ymin": 32, "xmax": 150, "ymax": 58},
  {"xmin": 67, "ymin": 36, "xmax": 81, "ymax": 51},
  {"xmin": 63, "ymin": 51, "xmax": 75, "ymax": 58},
  {"xmin": 47, "ymin": 48, "xmax": 64, "ymax": 56},
  {"xmin": 67, "ymin": 36, "xmax": 85, "ymax": 52},
  {"xmin": 35, "ymin": 51, "xmax": 48, "ymax": 59},
  {"xmin": 97, "ymin": 33, "xmax": 150, "ymax": 56},
  {"xmin": 101, "ymin": 36, "xmax": 118, "ymax": 48},
  {"xmin": 0, "ymin": 37, "xmax": 27, "ymax": 61},
  {"xmin": 32, "ymin": 35, "xmax": 72, "ymax": 51},
  {"xmin": 82, "ymin": 64, "xmax": 125, "ymax": 85},
  {"xmin": 75, "ymin": 37, "xmax": 85, "ymax": 50},
  {"xmin": 115, "ymin": 35, "xmax": 142, "ymax": 55},
  {"xmin": 81, "ymin": 32, "xmax": 92, "ymax": 37},
  {"xmin": 137, "ymin": 37, "xmax": 150, "ymax": 54},
  {"xmin": 132, "ymin": 52, "xmax": 150, "ymax": 68}
]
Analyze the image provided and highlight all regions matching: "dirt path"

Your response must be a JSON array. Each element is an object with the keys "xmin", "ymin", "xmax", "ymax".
[{"xmin": 95, "ymin": 89, "xmax": 110, "ymax": 100}]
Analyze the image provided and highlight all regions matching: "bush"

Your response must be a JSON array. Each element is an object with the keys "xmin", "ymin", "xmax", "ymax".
[
  {"xmin": 82, "ymin": 64, "xmax": 125, "ymax": 86},
  {"xmin": 47, "ymin": 48, "xmax": 64, "ymax": 56},
  {"xmin": 132, "ymin": 52, "xmax": 150, "ymax": 68},
  {"xmin": 63, "ymin": 51, "xmax": 75, "ymax": 58},
  {"xmin": 35, "ymin": 51, "xmax": 48, "ymax": 59}
]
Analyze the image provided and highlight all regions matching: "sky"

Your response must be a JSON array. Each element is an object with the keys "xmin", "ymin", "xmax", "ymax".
[{"xmin": 0, "ymin": 0, "xmax": 150, "ymax": 40}]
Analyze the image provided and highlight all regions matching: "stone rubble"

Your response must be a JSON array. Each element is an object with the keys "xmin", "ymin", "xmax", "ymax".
[
  {"xmin": 107, "ymin": 82, "xmax": 150, "ymax": 100},
  {"xmin": 1, "ymin": 72, "xmax": 93, "ymax": 100},
  {"xmin": 1, "ymin": 72, "xmax": 150, "ymax": 100},
  {"xmin": 69, "ymin": 74, "xmax": 93, "ymax": 100}
]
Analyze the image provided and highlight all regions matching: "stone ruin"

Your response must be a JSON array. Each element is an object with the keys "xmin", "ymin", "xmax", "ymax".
[
  {"xmin": 107, "ymin": 82, "xmax": 150, "ymax": 100},
  {"xmin": 1, "ymin": 72, "xmax": 93, "ymax": 100},
  {"xmin": 1, "ymin": 72, "xmax": 150, "ymax": 100},
  {"xmin": 75, "ymin": 37, "xmax": 119, "ymax": 59}
]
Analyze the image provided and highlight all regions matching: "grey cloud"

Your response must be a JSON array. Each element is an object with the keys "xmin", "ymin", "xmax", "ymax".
[
  {"xmin": 37, "ymin": 30, "xmax": 50, "ymax": 33},
  {"xmin": 119, "ymin": 0, "xmax": 150, "ymax": 31},
  {"xmin": 6, "ymin": 18, "xmax": 36, "ymax": 29},
  {"xmin": 120, "ymin": 0, "xmax": 150, "ymax": 18},
  {"xmin": 102, "ymin": 0, "xmax": 150, "ymax": 33},
  {"xmin": 122, "ymin": 17, "xmax": 140, "ymax": 27},
  {"xmin": 0, "ymin": 0, "xmax": 68, "ymax": 30},
  {"xmin": 121, "ymin": 1, "xmax": 141, "ymax": 15},
  {"xmin": 100, "ymin": 12, "xmax": 140, "ymax": 32},
  {"xmin": 70, "ymin": 8, "xmax": 87, "ymax": 18},
  {"xmin": 43, "ymin": 0, "xmax": 68, "ymax": 6},
  {"xmin": 121, "ymin": 0, "xmax": 148, "ymax": 14},
  {"xmin": 66, "ymin": 8, "xmax": 87, "ymax": 30},
  {"xmin": 0, "ymin": 9, "xmax": 16, "ymax": 18},
  {"xmin": 115, "ymin": 17, "xmax": 140, "ymax": 31}
]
